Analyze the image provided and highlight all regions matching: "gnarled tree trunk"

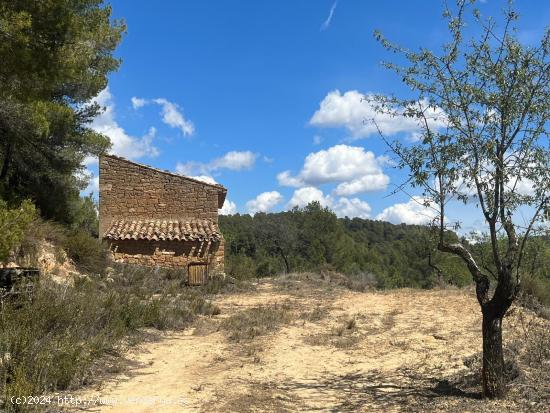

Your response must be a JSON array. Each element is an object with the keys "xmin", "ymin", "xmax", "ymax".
[{"xmin": 481, "ymin": 308, "xmax": 506, "ymax": 398}]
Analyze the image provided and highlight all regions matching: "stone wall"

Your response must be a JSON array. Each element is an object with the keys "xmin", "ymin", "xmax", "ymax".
[
  {"xmin": 99, "ymin": 154, "xmax": 226, "ymax": 273},
  {"xmin": 99, "ymin": 155, "xmax": 225, "ymax": 235},
  {"xmin": 110, "ymin": 238, "xmax": 224, "ymax": 274}
]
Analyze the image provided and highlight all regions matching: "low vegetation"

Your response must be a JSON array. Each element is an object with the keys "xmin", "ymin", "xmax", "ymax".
[
  {"xmin": 220, "ymin": 303, "xmax": 293, "ymax": 342},
  {"xmin": 221, "ymin": 205, "xmax": 550, "ymax": 315},
  {"xmin": 0, "ymin": 264, "xmax": 221, "ymax": 412}
]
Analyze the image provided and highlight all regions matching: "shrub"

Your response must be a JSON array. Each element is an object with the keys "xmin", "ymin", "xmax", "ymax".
[
  {"xmin": 220, "ymin": 303, "xmax": 293, "ymax": 342},
  {"xmin": 0, "ymin": 200, "xmax": 36, "ymax": 263},
  {"xmin": 521, "ymin": 275, "xmax": 550, "ymax": 306},
  {"xmin": 62, "ymin": 230, "xmax": 110, "ymax": 275},
  {"xmin": 0, "ymin": 264, "xmax": 218, "ymax": 412},
  {"xmin": 225, "ymin": 254, "xmax": 257, "ymax": 280}
]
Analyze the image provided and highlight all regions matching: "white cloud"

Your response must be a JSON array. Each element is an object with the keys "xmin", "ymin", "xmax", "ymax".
[
  {"xmin": 153, "ymin": 98, "xmax": 195, "ymax": 136},
  {"xmin": 83, "ymin": 155, "xmax": 98, "ymax": 166},
  {"xmin": 246, "ymin": 191, "xmax": 284, "ymax": 214},
  {"xmin": 277, "ymin": 170, "xmax": 304, "ymax": 188},
  {"xmin": 190, "ymin": 175, "xmax": 218, "ymax": 185},
  {"xmin": 131, "ymin": 97, "xmax": 146, "ymax": 109},
  {"xmin": 310, "ymin": 90, "xmax": 447, "ymax": 140},
  {"xmin": 91, "ymin": 88, "xmax": 159, "ymax": 160},
  {"xmin": 333, "ymin": 174, "xmax": 389, "ymax": 196},
  {"xmin": 176, "ymin": 150, "xmax": 258, "ymax": 176},
  {"xmin": 278, "ymin": 144, "xmax": 389, "ymax": 195},
  {"xmin": 287, "ymin": 187, "xmax": 333, "ymax": 209},
  {"xmin": 210, "ymin": 151, "xmax": 257, "ymax": 171},
  {"xmin": 287, "ymin": 187, "xmax": 372, "ymax": 218},
  {"xmin": 332, "ymin": 197, "xmax": 371, "ymax": 219},
  {"xmin": 313, "ymin": 135, "xmax": 323, "ymax": 145},
  {"xmin": 219, "ymin": 199, "xmax": 237, "ymax": 215},
  {"xmin": 81, "ymin": 175, "xmax": 99, "ymax": 196},
  {"xmin": 321, "ymin": 0, "xmax": 338, "ymax": 31},
  {"xmin": 376, "ymin": 196, "xmax": 437, "ymax": 225},
  {"xmin": 131, "ymin": 96, "xmax": 195, "ymax": 136}
]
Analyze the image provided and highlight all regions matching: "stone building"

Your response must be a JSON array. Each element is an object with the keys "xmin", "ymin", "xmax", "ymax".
[{"xmin": 99, "ymin": 154, "xmax": 227, "ymax": 284}]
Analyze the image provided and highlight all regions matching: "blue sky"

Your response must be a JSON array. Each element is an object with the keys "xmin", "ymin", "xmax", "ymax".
[{"xmin": 85, "ymin": 0, "xmax": 550, "ymax": 232}]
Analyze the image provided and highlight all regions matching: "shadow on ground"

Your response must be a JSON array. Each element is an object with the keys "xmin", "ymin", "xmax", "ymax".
[{"xmin": 274, "ymin": 366, "xmax": 481, "ymax": 412}]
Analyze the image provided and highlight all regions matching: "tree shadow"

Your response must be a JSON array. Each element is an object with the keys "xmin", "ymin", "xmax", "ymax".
[{"xmin": 275, "ymin": 366, "xmax": 481, "ymax": 412}]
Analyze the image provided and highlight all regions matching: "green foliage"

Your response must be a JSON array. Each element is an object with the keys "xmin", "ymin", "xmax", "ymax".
[
  {"xmin": 70, "ymin": 195, "xmax": 99, "ymax": 237},
  {"xmin": 0, "ymin": 199, "xmax": 36, "ymax": 262},
  {"xmin": 372, "ymin": 0, "xmax": 550, "ymax": 306},
  {"xmin": 0, "ymin": 264, "xmax": 218, "ymax": 411},
  {"xmin": 63, "ymin": 229, "xmax": 109, "ymax": 275},
  {"xmin": 219, "ymin": 202, "xmax": 470, "ymax": 289},
  {"xmin": 0, "ymin": 0, "xmax": 125, "ymax": 223}
]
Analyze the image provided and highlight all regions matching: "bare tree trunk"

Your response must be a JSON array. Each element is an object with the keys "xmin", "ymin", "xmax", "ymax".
[
  {"xmin": 277, "ymin": 246, "xmax": 290, "ymax": 274},
  {"xmin": 481, "ymin": 308, "xmax": 506, "ymax": 398}
]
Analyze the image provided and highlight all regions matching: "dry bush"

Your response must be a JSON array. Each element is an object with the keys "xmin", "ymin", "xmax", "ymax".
[
  {"xmin": 220, "ymin": 302, "xmax": 293, "ymax": 342},
  {"xmin": 300, "ymin": 305, "xmax": 329, "ymax": 323},
  {"xmin": 517, "ymin": 275, "xmax": 550, "ymax": 319},
  {"xmin": 304, "ymin": 314, "xmax": 362, "ymax": 349},
  {"xmin": 273, "ymin": 271, "xmax": 376, "ymax": 295},
  {"xmin": 0, "ymin": 264, "xmax": 220, "ymax": 412}
]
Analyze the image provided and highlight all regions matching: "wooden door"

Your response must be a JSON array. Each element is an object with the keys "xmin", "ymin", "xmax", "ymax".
[{"xmin": 187, "ymin": 263, "xmax": 208, "ymax": 286}]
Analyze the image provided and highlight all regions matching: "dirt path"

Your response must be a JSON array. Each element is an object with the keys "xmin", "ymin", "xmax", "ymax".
[{"xmin": 66, "ymin": 280, "xmax": 538, "ymax": 412}]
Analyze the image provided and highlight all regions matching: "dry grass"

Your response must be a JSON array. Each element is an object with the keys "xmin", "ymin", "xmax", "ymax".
[
  {"xmin": 220, "ymin": 302, "xmax": 294, "ymax": 342},
  {"xmin": 0, "ymin": 264, "xmax": 225, "ymax": 412},
  {"xmin": 48, "ymin": 277, "xmax": 549, "ymax": 413}
]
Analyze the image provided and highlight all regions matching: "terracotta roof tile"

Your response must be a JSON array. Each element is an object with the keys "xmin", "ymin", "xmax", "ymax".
[{"xmin": 103, "ymin": 219, "xmax": 221, "ymax": 242}]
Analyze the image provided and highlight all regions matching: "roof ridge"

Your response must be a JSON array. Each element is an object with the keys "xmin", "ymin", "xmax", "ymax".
[{"xmin": 101, "ymin": 153, "xmax": 226, "ymax": 191}]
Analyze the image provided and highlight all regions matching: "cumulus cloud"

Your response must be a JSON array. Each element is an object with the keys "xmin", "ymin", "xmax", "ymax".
[
  {"xmin": 176, "ymin": 151, "xmax": 258, "ymax": 176},
  {"xmin": 131, "ymin": 96, "xmax": 195, "ymax": 136},
  {"xmin": 287, "ymin": 187, "xmax": 333, "ymax": 209},
  {"xmin": 219, "ymin": 199, "xmax": 238, "ymax": 215},
  {"xmin": 277, "ymin": 144, "xmax": 389, "ymax": 195},
  {"xmin": 376, "ymin": 196, "xmax": 437, "ymax": 225},
  {"xmin": 91, "ymin": 88, "xmax": 159, "ymax": 160},
  {"xmin": 246, "ymin": 191, "xmax": 284, "ymax": 214},
  {"xmin": 286, "ymin": 187, "xmax": 371, "ymax": 218},
  {"xmin": 277, "ymin": 170, "xmax": 304, "ymax": 188},
  {"xmin": 309, "ymin": 90, "xmax": 446, "ymax": 140},
  {"xmin": 332, "ymin": 197, "xmax": 371, "ymax": 219},
  {"xmin": 153, "ymin": 98, "xmax": 195, "ymax": 136},
  {"xmin": 210, "ymin": 151, "xmax": 257, "ymax": 171}
]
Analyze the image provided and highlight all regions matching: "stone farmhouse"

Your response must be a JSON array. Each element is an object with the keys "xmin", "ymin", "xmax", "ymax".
[{"xmin": 98, "ymin": 154, "xmax": 227, "ymax": 285}]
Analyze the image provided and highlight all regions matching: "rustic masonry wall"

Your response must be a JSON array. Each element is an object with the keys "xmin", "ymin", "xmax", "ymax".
[
  {"xmin": 99, "ymin": 155, "xmax": 225, "ymax": 273},
  {"xmin": 110, "ymin": 239, "xmax": 224, "ymax": 271}
]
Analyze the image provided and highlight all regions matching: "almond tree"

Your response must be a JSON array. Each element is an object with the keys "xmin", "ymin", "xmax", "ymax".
[{"xmin": 372, "ymin": 0, "xmax": 550, "ymax": 398}]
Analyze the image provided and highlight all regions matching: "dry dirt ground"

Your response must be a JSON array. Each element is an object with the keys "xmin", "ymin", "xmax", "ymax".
[{"xmin": 65, "ymin": 278, "xmax": 548, "ymax": 413}]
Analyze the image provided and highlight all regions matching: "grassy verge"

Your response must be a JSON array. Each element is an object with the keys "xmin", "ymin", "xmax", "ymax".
[{"xmin": 0, "ymin": 264, "xmax": 221, "ymax": 412}]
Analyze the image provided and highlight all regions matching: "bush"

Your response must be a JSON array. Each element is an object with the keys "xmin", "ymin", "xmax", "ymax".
[
  {"xmin": 62, "ymin": 230, "xmax": 110, "ymax": 275},
  {"xmin": 0, "ymin": 264, "xmax": 218, "ymax": 412},
  {"xmin": 225, "ymin": 254, "xmax": 257, "ymax": 280},
  {"xmin": 519, "ymin": 274, "xmax": 550, "ymax": 317},
  {"xmin": 0, "ymin": 200, "xmax": 36, "ymax": 263},
  {"xmin": 220, "ymin": 303, "xmax": 293, "ymax": 342}
]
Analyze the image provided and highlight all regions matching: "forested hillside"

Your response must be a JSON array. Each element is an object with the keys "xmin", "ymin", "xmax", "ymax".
[{"xmin": 219, "ymin": 202, "xmax": 472, "ymax": 289}]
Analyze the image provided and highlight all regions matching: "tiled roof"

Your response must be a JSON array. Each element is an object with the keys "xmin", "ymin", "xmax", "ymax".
[{"xmin": 103, "ymin": 219, "xmax": 221, "ymax": 242}]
